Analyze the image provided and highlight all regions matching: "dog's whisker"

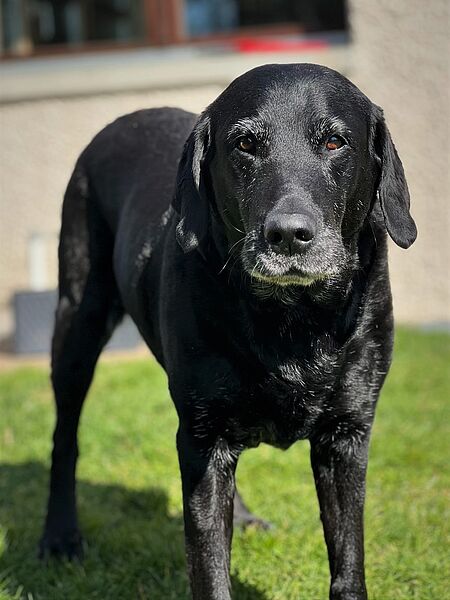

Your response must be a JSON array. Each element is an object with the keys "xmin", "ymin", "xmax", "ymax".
[
  {"xmin": 218, "ymin": 237, "xmax": 245, "ymax": 274},
  {"xmin": 221, "ymin": 206, "xmax": 245, "ymax": 235},
  {"xmin": 227, "ymin": 254, "xmax": 242, "ymax": 284},
  {"xmin": 229, "ymin": 223, "xmax": 245, "ymax": 235}
]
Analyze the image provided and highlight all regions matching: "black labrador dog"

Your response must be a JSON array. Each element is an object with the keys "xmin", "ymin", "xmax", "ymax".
[{"xmin": 40, "ymin": 64, "xmax": 417, "ymax": 599}]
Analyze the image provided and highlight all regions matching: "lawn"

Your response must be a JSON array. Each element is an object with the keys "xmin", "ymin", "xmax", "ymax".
[{"xmin": 0, "ymin": 328, "xmax": 449, "ymax": 600}]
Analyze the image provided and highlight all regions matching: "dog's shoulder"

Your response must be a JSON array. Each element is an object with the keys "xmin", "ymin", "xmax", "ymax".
[{"xmin": 82, "ymin": 107, "xmax": 196, "ymax": 162}]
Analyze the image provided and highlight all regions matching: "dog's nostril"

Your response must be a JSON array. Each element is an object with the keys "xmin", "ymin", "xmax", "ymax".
[
  {"xmin": 294, "ymin": 227, "xmax": 314, "ymax": 242},
  {"xmin": 265, "ymin": 212, "xmax": 317, "ymax": 252},
  {"xmin": 267, "ymin": 230, "xmax": 283, "ymax": 245}
]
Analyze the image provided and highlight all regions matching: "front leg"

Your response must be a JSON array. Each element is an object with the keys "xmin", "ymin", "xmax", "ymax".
[
  {"xmin": 177, "ymin": 426, "xmax": 238, "ymax": 600},
  {"xmin": 310, "ymin": 425, "xmax": 372, "ymax": 600}
]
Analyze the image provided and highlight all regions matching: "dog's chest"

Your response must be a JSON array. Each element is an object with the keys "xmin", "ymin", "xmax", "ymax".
[
  {"xmin": 231, "ymin": 342, "xmax": 343, "ymax": 448},
  {"xmin": 253, "ymin": 321, "xmax": 342, "ymax": 393}
]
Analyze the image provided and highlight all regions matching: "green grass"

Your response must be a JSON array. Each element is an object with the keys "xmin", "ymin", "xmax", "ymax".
[{"xmin": 0, "ymin": 328, "xmax": 449, "ymax": 600}]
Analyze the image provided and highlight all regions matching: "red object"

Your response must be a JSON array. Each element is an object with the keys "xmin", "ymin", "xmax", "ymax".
[{"xmin": 234, "ymin": 37, "xmax": 328, "ymax": 54}]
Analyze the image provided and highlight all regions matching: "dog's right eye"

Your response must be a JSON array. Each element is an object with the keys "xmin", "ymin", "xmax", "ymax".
[{"xmin": 236, "ymin": 136, "xmax": 256, "ymax": 154}]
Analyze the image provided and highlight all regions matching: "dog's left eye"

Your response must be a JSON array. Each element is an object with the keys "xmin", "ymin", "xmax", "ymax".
[
  {"xmin": 325, "ymin": 135, "xmax": 346, "ymax": 150},
  {"xmin": 236, "ymin": 136, "xmax": 256, "ymax": 154}
]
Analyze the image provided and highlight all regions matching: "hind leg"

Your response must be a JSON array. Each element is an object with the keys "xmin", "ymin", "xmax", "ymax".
[
  {"xmin": 39, "ymin": 295, "xmax": 122, "ymax": 559},
  {"xmin": 40, "ymin": 166, "xmax": 123, "ymax": 559}
]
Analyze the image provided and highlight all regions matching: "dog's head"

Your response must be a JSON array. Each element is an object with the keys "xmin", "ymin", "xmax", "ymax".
[{"xmin": 173, "ymin": 64, "xmax": 416, "ymax": 289}]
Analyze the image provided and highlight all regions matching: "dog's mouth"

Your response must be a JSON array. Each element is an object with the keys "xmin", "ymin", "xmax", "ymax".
[
  {"xmin": 235, "ymin": 224, "xmax": 352, "ymax": 291},
  {"xmin": 242, "ymin": 247, "xmax": 331, "ymax": 287},
  {"xmin": 239, "ymin": 229, "xmax": 346, "ymax": 288},
  {"xmin": 248, "ymin": 267, "xmax": 325, "ymax": 287}
]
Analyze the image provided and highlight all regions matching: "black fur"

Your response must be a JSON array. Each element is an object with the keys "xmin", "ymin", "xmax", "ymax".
[{"xmin": 40, "ymin": 64, "xmax": 416, "ymax": 600}]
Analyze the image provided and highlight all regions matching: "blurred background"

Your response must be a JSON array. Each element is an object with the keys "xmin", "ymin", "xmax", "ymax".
[{"xmin": 0, "ymin": 0, "xmax": 448, "ymax": 354}]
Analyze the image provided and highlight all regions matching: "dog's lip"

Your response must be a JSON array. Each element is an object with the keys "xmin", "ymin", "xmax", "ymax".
[{"xmin": 249, "ymin": 268, "xmax": 325, "ymax": 286}]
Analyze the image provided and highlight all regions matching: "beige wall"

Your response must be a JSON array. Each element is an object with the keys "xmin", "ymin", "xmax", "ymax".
[{"xmin": 349, "ymin": 0, "xmax": 450, "ymax": 324}]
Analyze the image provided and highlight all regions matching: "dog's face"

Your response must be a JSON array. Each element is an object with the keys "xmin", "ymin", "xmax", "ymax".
[{"xmin": 174, "ymin": 64, "xmax": 416, "ymax": 288}]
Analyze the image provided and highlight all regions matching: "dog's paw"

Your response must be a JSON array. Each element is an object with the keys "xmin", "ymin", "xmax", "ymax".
[
  {"xmin": 233, "ymin": 513, "xmax": 273, "ymax": 531},
  {"xmin": 38, "ymin": 529, "xmax": 84, "ymax": 562},
  {"xmin": 330, "ymin": 582, "xmax": 367, "ymax": 600}
]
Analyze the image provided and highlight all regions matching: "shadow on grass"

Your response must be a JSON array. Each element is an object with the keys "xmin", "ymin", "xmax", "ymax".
[{"xmin": 0, "ymin": 462, "xmax": 267, "ymax": 600}]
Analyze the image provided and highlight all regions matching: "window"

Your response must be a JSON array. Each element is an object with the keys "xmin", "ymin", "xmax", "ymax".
[
  {"xmin": 1, "ymin": 0, "xmax": 347, "ymax": 57},
  {"xmin": 1, "ymin": 0, "xmax": 145, "ymax": 54}
]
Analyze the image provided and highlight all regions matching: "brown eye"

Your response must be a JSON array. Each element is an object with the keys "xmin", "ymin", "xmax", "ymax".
[
  {"xmin": 325, "ymin": 134, "xmax": 346, "ymax": 151},
  {"xmin": 237, "ymin": 136, "xmax": 256, "ymax": 154}
]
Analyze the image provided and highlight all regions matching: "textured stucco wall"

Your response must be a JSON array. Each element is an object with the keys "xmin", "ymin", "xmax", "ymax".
[{"xmin": 349, "ymin": 0, "xmax": 450, "ymax": 324}]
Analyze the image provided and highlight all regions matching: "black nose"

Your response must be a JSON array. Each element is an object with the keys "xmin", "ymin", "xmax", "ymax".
[{"xmin": 264, "ymin": 212, "xmax": 317, "ymax": 255}]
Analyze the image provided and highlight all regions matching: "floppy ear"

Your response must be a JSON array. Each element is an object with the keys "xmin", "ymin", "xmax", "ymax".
[
  {"xmin": 173, "ymin": 113, "xmax": 211, "ymax": 253},
  {"xmin": 373, "ymin": 107, "xmax": 417, "ymax": 249}
]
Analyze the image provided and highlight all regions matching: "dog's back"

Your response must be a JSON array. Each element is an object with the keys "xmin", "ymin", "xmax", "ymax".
[
  {"xmin": 55, "ymin": 107, "xmax": 195, "ymax": 346},
  {"xmin": 79, "ymin": 107, "xmax": 196, "ymax": 236}
]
